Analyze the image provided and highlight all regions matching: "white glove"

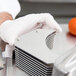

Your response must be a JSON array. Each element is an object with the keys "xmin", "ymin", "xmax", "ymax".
[{"xmin": 0, "ymin": 13, "xmax": 62, "ymax": 46}]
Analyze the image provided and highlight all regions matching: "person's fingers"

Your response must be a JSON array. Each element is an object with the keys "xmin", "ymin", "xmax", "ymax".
[
  {"xmin": 45, "ymin": 16, "xmax": 62, "ymax": 32},
  {"xmin": 1, "ymin": 40, "xmax": 8, "ymax": 52},
  {"xmin": 50, "ymin": 20, "xmax": 62, "ymax": 32},
  {"xmin": 35, "ymin": 20, "xmax": 62, "ymax": 32},
  {"xmin": 33, "ymin": 13, "xmax": 62, "ymax": 32}
]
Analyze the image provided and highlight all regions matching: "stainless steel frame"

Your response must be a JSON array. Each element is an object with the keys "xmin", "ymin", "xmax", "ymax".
[{"xmin": 0, "ymin": 24, "xmax": 76, "ymax": 76}]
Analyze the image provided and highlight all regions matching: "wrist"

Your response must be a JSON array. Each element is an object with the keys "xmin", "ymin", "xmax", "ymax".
[{"xmin": 0, "ymin": 12, "xmax": 13, "ymax": 25}]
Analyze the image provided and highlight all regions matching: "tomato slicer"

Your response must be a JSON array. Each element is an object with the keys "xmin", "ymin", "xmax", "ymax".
[{"xmin": 15, "ymin": 27, "xmax": 76, "ymax": 76}]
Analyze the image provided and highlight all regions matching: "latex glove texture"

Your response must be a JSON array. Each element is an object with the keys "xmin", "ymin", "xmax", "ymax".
[{"xmin": 0, "ymin": 13, "xmax": 62, "ymax": 45}]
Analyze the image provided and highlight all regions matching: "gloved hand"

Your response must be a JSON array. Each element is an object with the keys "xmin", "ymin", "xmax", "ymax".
[{"xmin": 0, "ymin": 13, "xmax": 62, "ymax": 46}]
